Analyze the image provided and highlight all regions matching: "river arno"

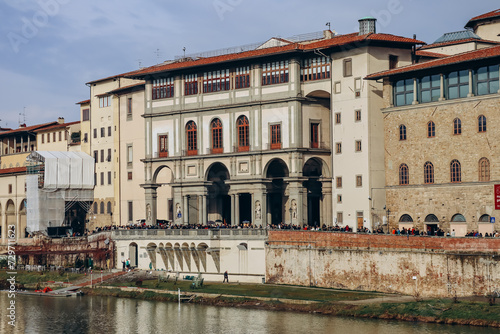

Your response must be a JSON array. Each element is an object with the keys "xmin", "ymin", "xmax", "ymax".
[{"xmin": 1, "ymin": 293, "xmax": 498, "ymax": 334}]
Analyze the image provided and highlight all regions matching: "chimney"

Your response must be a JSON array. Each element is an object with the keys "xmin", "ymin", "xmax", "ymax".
[
  {"xmin": 57, "ymin": 117, "xmax": 65, "ymax": 124},
  {"xmin": 358, "ymin": 17, "xmax": 377, "ymax": 35},
  {"xmin": 323, "ymin": 30, "xmax": 334, "ymax": 39}
]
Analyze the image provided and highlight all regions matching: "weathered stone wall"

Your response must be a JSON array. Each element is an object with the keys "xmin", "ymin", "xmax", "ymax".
[{"xmin": 266, "ymin": 231, "xmax": 500, "ymax": 297}]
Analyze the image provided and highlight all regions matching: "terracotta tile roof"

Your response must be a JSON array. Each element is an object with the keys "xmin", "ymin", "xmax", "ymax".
[
  {"xmin": 0, "ymin": 166, "xmax": 27, "ymax": 175},
  {"xmin": 127, "ymin": 33, "xmax": 424, "ymax": 78},
  {"xmin": 419, "ymin": 38, "xmax": 500, "ymax": 50},
  {"xmin": 33, "ymin": 121, "xmax": 80, "ymax": 132},
  {"xmin": 76, "ymin": 99, "xmax": 90, "ymax": 105},
  {"xmin": 465, "ymin": 9, "xmax": 500, "ymax": 28},
  {"xmin": 85, "ymin": 68, "xmax": 140, "ymax": 85},
  {"xmin": 107, "ymin": 82, "xmax": 145, "ymax": 95},
  {"xmin": 0, "ymin": 122, "xmax": 58, "ymax": 137},
  {"xmin": 415, "ymin": 50, "xmax": 447, "ymax": 58},
  {"xmin": 366, "ymin": 45, "xmax": 500, "ymax": 80}
]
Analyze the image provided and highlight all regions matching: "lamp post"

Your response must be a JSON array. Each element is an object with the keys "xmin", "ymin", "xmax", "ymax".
[
  {"xmin": 385, "ymin": 208, "xmax": 391, "ymax": 233},
  {"xmin": 289, "ymin": 207, "xmax": 292, "ymax": 226}
]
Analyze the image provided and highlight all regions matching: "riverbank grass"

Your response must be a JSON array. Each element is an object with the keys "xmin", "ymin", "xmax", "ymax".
[{"xmin": 0, "ymin": 269, "xmax": 85, "ymax": 286}]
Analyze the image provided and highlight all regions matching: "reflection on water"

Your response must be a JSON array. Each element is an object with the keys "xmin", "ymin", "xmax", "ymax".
[{"xmin": 0, "ymin": 292, "xmax": 497, "ymax": 334}]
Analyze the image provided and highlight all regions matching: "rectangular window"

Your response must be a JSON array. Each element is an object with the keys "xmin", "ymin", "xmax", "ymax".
[
  {"xmin": 108, "ymin": 171, "xmax": 111, "ymax": 185},
  {"xmin": 128, "ymin": 172, "xmax": 133, "ymax": 180},
  {"xmin": 47, "ymin": 133, "xmax": 50, "ymax": 143},
  {"xmin": 419, "ymin": 75, "xmax": 440, "ymax": 103},
  {"xmin": 64, "ymin": 131, "xmax": 67, "ymax": 140},
  {"xmin": 394, "ymin": 79, "xmax": 414, "ymax": 106},
  {"xmin": 127, "ymin": 145, "xmax": 133, "ymax": 165},
  {"xmin": 301, "ymin": 57, "xmax": 330, "ymax": 81},
  {"xmin": 356, "ymin": 175, "xmax": 362, "ymax": 187},
  {"xmin": 336, "ymin": 142, "xmax": 342, "ymax": 154},
  {"xmin": 337, "ymin": 212, "xmax": 343, "ymax": 224},
  {"xmin": 334, "ymin": 81, "xmax": 341, "ymax": 94},
  {"xmin": 235, "ymin": 66, "xmax": 250, "ymax": 89},
  {"xmin": 355, "ymin": 110, "xmax": 361, "ymax": 122},
  {"xmin": 337, "ymin": 194, "xmax": 342, "ymax": 203},
  {"xmin": 203, "ymin": 69, "xmax": 230, "ymax": 93},
  {"xmin": 100, "ymin": 149, "xmax": 104, "ymax": 163},
  {"xmin": 100, "ymin": 127, "xmax": 105, "ymax": 137},
  {"xmin": 100, "ymin": 172, "xmax": 104, "ymax": 185},
  {"xmin": 355, "ymin": 140, "xmax": 362, "ymax": 152},
  {"xmin": 184, "ymin": 74, "xmax": 198, "ymax": 95},
  {"xmin": 336, "ymin": 176, "xmax": 342, "ymax": 188},
  {"xmin": 159, "ymin": 135, "xmax": 168, "ymax": 157},
  {"xmin": 59, "ymin": 131, "xmax": 61, "ymax": 141},
  {"xmin": 152, "ymin": 78, "xmax": 174, "ymax": 99},
  {"xmin": 389, "ymin": 55, "xmax": 398, "ymax": 69},
  {"xmin": 41, "ymin": 133, "xmax": 44, "ymax": 144},
  {"xmin": 128, "ymin": 201, "xmax": 133, "ymax": 222},
  {"xmin": 93, "ymin": 128, "xmax": 97, "ymax": 138},
  {"xmin": 82, "ymin": 108, "xmax": 90, "ymax": 121},
  {"xmin": 107, "ymin": 149, "xmax": 111, "ymax": 162},
  {"xmin": 262, "ymin": 60, "xmax": 289, "ymax": 85},
  {"xmin": 53, "ymin": 132, "xmax": 56, "ymax": 142},
  {"xmin": 84, "ymin": 133, "xmax": 88, "ymax": 143},
  {"xmin": 108, "ymin": 126, "xmax": 111, "ymax": 137},
  {"xmin": 447, "ymin": 70, "xmax": 469, "ymax": 99},
  {"xmin": 476, "ymin": 65, "xmax": 499, "ymax": 96},
  {"xmin": 94, "ymin": 150, "xmax": 98, "ymax": 163},
  {"xmin": 270, "ymin": 124, "xmax": 281, "ymax": 149},
  {"xmin": 127, "ymin": 98, "xmax": 132, "ymax": 119},
  {"xmin": 94, "ymin": 173, "xmax": 97, "ymax": 186},
  {"xmin": 343, "ymin": 59, "xmax": 352, "ymax": 77},
  {"xmin": 310, "ymin": 123, "xmax": 319, "ymax": 148},
  {"xmin": 99, "ymin": 95, "xmax": 111, "ymax": 108},
  {"xmin": 335, "ymin": 113, "xmax": 341, "ymax": 124},
  {"xmin": 8, "ymin": 184, "xmax": 12, "ymax": 194}
]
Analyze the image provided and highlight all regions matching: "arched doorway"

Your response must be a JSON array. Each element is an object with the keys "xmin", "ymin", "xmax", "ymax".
[
  {"xmin": 265, "ymin": 159, "xmax": 289, "ymax": 225},
  {"xmin": 425, "ymin": 214, "xmax": 439, "ymax": 235},
  {"xmin": 303, "ymin": 158, "xmax": 323, "ymax": 227},
  {"xmin": 206, "ymin": 162, "xmax": 230, "ymax": 225},
  {"xmin": 152, "ymin": 165, "xmax": 174, "ymax": 224},
  {"xmin": 6, "ymin": 200, "xmax": 16, "ymax": 239}
]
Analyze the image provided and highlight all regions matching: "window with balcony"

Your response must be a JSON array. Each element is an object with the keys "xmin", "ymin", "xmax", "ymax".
[
  {"xmin": 186, "ymin": 121, "xmax": 198, "ymax": 156},
  {"xmin": 237, "ymin": 115, "xmax": 249, "ymax": 152},
  {"xmin": 152, "ymin": 77, "xmax": 174, "ymax": 99},
  {"xmin": 159, "ymin": 135, "xmax": 168, "ymax": 157},
  {"xmin": 211, "ymin": 118, "xmax": 223, "ymax": 154},
  {"xmin": 262, "ymin": 60, "xmax": 289, "ymax": 85},
  {"xmin": 270, "ymin": 124, "xmax": 281, "ymax": 149}
]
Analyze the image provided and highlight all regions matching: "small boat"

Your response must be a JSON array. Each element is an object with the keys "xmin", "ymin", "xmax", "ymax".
[{"xmin": 17, "ymin": 287, "xmax": 83, "ymax": 297}]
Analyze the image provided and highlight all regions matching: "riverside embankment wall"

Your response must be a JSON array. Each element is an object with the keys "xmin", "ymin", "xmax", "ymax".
[{"xmin": 266, "ymin": 231, "xmax": 500, "ymax": 298}]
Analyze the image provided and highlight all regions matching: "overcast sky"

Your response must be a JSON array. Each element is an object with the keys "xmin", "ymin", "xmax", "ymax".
[{"xmin": 0, "ymin": 0, "xmax": 498, "ymax": 128}]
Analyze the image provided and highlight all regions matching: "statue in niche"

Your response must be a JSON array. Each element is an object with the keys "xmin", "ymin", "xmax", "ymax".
[
  {"xmin": 291, "ymin": 200, "xmax": 297, "ymax": 219},
  {"xmin": 176, "ymin": 203, "xmax": 182, "ymax": 219},
  {"xmin": 146, "ymin": 204, "xmax": 152, "ymax": 221},
  {"xmin": 255, "ymin": 201, "xmax": 261, "ymax": 220}
]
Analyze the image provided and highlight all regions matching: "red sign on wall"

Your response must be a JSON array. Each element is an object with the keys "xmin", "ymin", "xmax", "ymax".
[{"xmin": 495, "ymin": 185, "xmax": 500, "ymax": 210}]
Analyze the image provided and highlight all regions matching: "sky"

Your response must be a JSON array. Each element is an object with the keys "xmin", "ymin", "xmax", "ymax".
[{"xmin": 0, "ymin": 0, "xmax": 498, "ymax": 128}]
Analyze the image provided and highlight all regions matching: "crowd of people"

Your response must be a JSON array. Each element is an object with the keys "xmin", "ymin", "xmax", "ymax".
[{"xmin": 82, "ymin": 220, "xmax": 500, "ymax": 238}]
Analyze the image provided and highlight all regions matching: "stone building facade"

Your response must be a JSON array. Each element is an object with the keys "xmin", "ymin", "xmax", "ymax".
[{"xmin": 367, "ymin": 45, "xmax": 500, "ymax": 236}]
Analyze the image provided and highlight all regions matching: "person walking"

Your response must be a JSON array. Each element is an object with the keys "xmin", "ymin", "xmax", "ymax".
[{"xmin": 223, "ymin": 271, "xmax": 229, "ymax": 283}]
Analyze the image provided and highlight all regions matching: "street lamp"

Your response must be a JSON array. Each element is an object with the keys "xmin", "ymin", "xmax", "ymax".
[
  {"xmin": 386, "ymin": 208, "xmax": 391, "ymax": 233},
  {"xmin": 289, "ymin": 207, "xmax": 292, "ymax": 225}
]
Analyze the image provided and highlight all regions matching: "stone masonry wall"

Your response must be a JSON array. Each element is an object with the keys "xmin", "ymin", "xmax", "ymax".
[{"xmin": 266, "ymin": 231, "xmax": 500, "ymax": 298}]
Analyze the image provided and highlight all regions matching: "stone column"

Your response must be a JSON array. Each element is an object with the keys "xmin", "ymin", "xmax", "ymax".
[
  {"xmin": 230, "ymin": 194, "xmax": 236, "ymax": 226},
  {"xmin": 235, "ymin": 193, "xmax": 240, "ymax": 226},
  {"xmin": 439, "ymin": 74, "xmax": 445, "ymax": 101},
  {"xmin": 322, "ymin": 180, "xmax": 333, "ymax": 226},
  {"xmin": 202, "ymin": 195, "xmax": 207, "ymax": 225},
  {"xmin": 183, "ymin": 195, "xmax": 189, "ymax": 224},
  {"xmin": 412, "ymin": 78, "xmax": 418, "ymax": 104},
  {"xmin": 142, "ymin": 183, "xmax": 158, "ymax": 226},
  {"xmin": 468, "ymin": 69, "xmax": 474, "ymax": 97}
]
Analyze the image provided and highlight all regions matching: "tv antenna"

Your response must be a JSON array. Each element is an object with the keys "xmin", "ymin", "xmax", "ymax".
[
  {"xmin": 136, "ymin": 59, "xmax": 143, "ymax": 68},
  {"xmin": 326, "ymin": 22, "xmax": 331, "ymax": 31},
  {"xmin": 183, "ymin": 47, "xmax": 186, "ymax": 59}
]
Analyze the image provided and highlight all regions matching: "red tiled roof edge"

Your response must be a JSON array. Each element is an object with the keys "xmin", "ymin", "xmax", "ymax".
[
  {"xmin": 33, "ymin": 121, "xmax": 80, "ymax": 132},
  {"xmin": 76, "ymin": 99, "xmax": 90, "ymax": 105},
  {"xmin": 0, "ymin": 122, "xmax": 59, "ymax": 136},
  {"xmin": 465, "ymin": 9, "xmax": 500, "ymax": 28},
  {"xmin": 365, "ymin": 45, "xmax": 500, "ymax": 80},
  {"xmin": 415, "ymin": 50, "xmax": 447, "ymax": 58},
  {"xmin": 0, "ymin": 166, "xmax": 27, "ymax": 175},
  {"xmin": 107, "ymin": 82, "xmax": 145, "ymax": 95},
  {"xmin": 126, "ymin": 33, "xmax": 424, "ymax": 78}
]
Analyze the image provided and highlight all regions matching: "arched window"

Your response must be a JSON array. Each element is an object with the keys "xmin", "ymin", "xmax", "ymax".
[
  {"xmin": 399, "ymin": 163, "xmax": 409, "ymax": 185},
  {"xmin": 186, "ymin": 121, "xmax": 197, "ymax": 156},
  {"xmin": 450, "ymin": 159, "xmax": 461, "ymax": 183},
  {"xmin": 479, "ymin": 214, "xmax": 490, "ymax": 222},
  {"xmin": 451, "ymin": 214, "xmax": 466, "ymax": 222},
  {"xmin": 93, "ymin": 202, "xmax": 98, "ymax": 214},
  {"xmin": 211, "ymin": 118, "xmax": 223, "ymax": 154},
  {"xmin": 427, "ymin": 121, "xmax": 435, "ymax": 138},
  {"xmin": 100, "ymin": 202, "xmax": 105, "ymax": 214},
  {"xmin": 399, "ymin": 214, "xmax": 413, "ymax": 222},
  {"xmin": 478, "ymin": 115, "xmax": 487, "ymax": 133},
  {"xmin": 424, "ymin": 161, "xmax": 434, "ymax": 184},
  {"xmin": 399, "ymin": 124, "xmax": 407, "ymax": 141},
  {"xmin": 453, "ymin": 118, "xmax": 461, "ymax": 135},
  {"xmin": 107, "ymin": 201, "xmax": 112, "ymax": 214},
  {"xmin": 237, "ymin": 115, "xmax": 249, "ymax": 152},
  {"xmin": 479, "ymin": 157, "xmax": 490, "ymax": 182}
]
